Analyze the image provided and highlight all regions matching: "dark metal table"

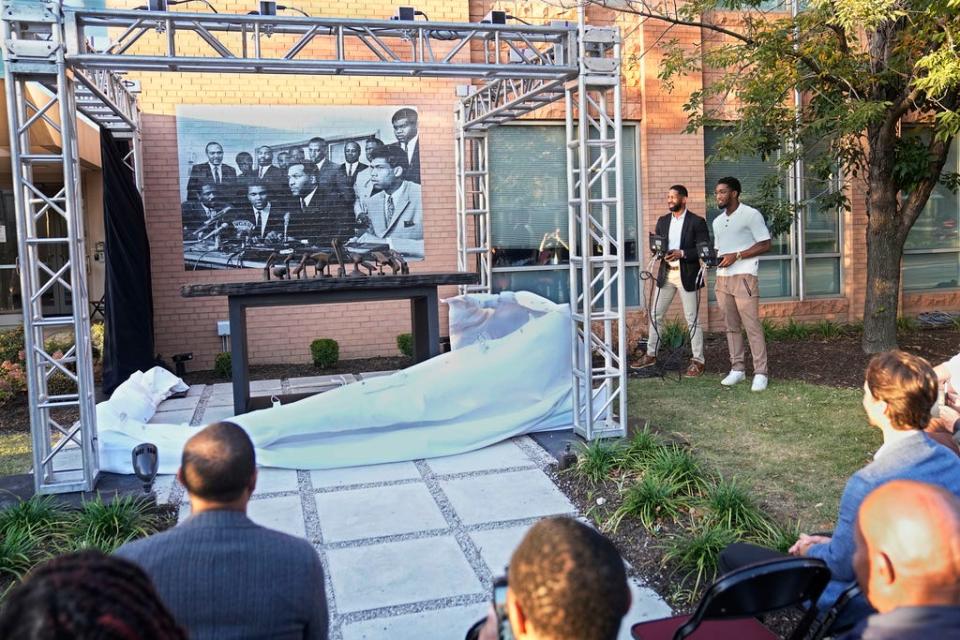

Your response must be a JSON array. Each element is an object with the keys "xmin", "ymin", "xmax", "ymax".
[{"xmin": 182, "ymin": 272, "xmax": 479, "ymax": 414}]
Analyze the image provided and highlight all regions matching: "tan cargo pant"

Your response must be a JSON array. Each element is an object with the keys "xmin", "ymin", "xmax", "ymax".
[{"xmin": 715, "ymin": 274, "xmax": 768, "ymax": 376}]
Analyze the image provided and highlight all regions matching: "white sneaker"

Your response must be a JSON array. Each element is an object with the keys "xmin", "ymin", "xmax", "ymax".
[
  {"xmin": 751, "ymin": 374, "xmax": 769, "ymax": 392},
  {"xmin": 721, "ymin": 370, "xmax": 746, "ymax": 386}
]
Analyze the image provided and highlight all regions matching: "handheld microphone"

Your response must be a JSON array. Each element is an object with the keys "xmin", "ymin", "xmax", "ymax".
[{"xmin": 283, "ymin": 211, "xmax": 291, "ymax": 243}]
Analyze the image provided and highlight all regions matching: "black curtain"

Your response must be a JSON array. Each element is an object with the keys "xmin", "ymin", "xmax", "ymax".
[{"xmin": 101, "ymin": 131, "xmax": 155, "ymax": 394}]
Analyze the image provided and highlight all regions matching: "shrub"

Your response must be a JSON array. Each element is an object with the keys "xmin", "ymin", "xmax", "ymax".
[
  {"xmin": 662, "ymin": 522, "xmax": 740, "ymax": 600},
  {"xmin": 0, "ymin": 496, "xmax": 66, "ymax": 535},
  {"xmin": 607, "ymin": 474, "xmax": 690, "ymax": 532},
  {"xmin": 621, "ymin": 424, "xmax": 665, "ymax": 470},
  {"xmin": 91, "ymin": 322, "xmax": 105, "ymax": 360},
  {"xmin": 760, "ymin": 318, "xmax": 782, "ymax": 342},
  {"xmin": 0, "ymin": 524, "xmax": 45, "ymax": 580},
  {"xmin": 0, "ymin": 360, "xmax": 27, "ymax": 406},
  {"xmin": 310, "ymin": 338, "xmax": 339, "ymax": 369},
  {"xmin": 782, "ymin": 318, "xmax": 811, "ymax": 340},
  {"xmin": 0, "ymin": 326, "xmax": 24, "ymax": 363},
  {"xmin": 571, "ymin": 439, "xmax": 623, "ymax": 485},
  {"xmin": 814, "ymin": 319, "xmax": 841, "ymax": 339},
  {"xmin": 67, "ymin": 496, "xmax": 159, "ymax": 553},
  {"xmin": 396, "ymin": 333, "xmax": 413, "ymax": 357},
  {"xmin": 214, "ymin": 352, "xmax": 232, "ymax": 378},
  {"xmin": 657, "ymin": 319, "xmax": 686, "ymax": 350},
  {"xmin": 648, "ymin": 445, "xmax": 708, "ymax": 494},
  {"xmin": 699, "ymin": 477, "xmax": 772, "ymax": 535}
]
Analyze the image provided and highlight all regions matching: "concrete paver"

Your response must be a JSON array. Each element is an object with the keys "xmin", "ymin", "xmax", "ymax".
[
  {"xmin": 439, "ymin": 469, "xmax": 576, "ymax": 525},
  {"xmin": 315, "ymin": 483, "xmax": 447, "ymax": 543}
]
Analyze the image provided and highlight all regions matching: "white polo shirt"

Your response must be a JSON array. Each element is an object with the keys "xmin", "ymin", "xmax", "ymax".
[{"xmin": 712, "ymin": 203, "xmax": 770, "ymax": 277}]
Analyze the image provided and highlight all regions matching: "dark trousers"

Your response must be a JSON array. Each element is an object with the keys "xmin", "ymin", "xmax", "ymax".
[{"xmin": 718, "ymin": 542, "xmax": 788, "ymax": 575}]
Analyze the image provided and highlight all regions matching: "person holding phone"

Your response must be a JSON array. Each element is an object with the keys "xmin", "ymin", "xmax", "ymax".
[{"xmin": 470, "ymin": 517, "xmax": 630, "ymax": 640}]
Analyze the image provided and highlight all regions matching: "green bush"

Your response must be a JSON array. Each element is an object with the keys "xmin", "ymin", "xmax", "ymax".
[
  {"xmin": 657, "ymin": 319, "xmax": 686, "ymax": 349},
  {"xmin": 67, "ymin": 496, "xmax": 159, "ymax": 553},
  {"xmin": 0, "ymin": 326, "xmax": 24, "ymax": 363},
  {"xmin": 607, "ymin": 474, "xmax": 690, "ymax": 532},
  {"xmin": 310, "ymin": 338, "xmax": 339, "ymax": 369},
  {"xmin": 814, "ymin": 319, "xmax": 841, "ymax": 339},
  {"xmin": 396, "ymin": 333, "xmax": 413, "ymax": 357},
  {"xmin": 571, "ymin": 439, "xmax": 624, "ymax": 485},
  {"xmin": 0, "ymin": 361, "xmax": 26, "ymax": 406},
  {"xmin": 662, "ymin": 522, "xmax": 740, "ymax": 599},
  {"xmin": 214, "ymin": 352, "xmax": 232, "ymax": 378}
]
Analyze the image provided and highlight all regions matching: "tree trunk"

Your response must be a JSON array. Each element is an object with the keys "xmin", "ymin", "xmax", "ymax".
[{"xmin": 861, "ymin": 186, "xmax": 904, "ymax": 354}]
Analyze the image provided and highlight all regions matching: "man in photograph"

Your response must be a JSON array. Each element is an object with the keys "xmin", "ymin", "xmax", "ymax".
[
  {"xmin": 307, "ymin": 136, "xmax": 354, "ymax": 212},
  {"xmin": 241, "ymin": 181, "xmax": 283, "ymax": 244},
  {"xmin": 181, "ymin": 183, "xmax": 233, "ymax": 242},
  {"xmin": 255, "ymin": 146, "xmax": 282, "ymax": 182},
  {"xmin": 235, "ymin": 152, "xmax": 255, "ymax": 180},
  {"xmin": 276, "ymin": 151, "xmax": 290, "ymax": 171},
  {"xmin": 287, "ymin": 163, "xmax": 354, "ymax": 248},
  {"xmin": 187, "ymin": 141, "xmax": 237, "ymax": 201},
  {"xmin": 712, "ymin": 176, "xmax": 772, "ymax": 392},
  {"xmin": 386, "ymin": 108, "xmax": 420, "ymax": 184},
  {"xmin": 354, "ymin": 137, "xmax": 384, "ymax": 209},
  {"xmin": 340, "ymin": 141, "xmax": 367, "ymax": 189},
  {"xmin": 355, "ymin": 145, "xmax": 423, "ymax": 256}
]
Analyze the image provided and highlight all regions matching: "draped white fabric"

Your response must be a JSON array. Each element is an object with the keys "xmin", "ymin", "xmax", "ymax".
[{"xmin": 96, "ymin": 292, "xmax": 574, "ymax": 473}]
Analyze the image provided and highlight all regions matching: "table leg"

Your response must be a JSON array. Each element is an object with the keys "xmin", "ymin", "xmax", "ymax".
[
  {"xmin": 229, "ymin": 299, "xmax": 250, "ymax": 415},
  {"xmin": 410, "ymin": 290, "xmax": 440, "ymax": 363}
]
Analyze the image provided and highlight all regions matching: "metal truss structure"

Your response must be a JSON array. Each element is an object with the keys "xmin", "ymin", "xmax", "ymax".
[{"xmin": 2, "ymin": 1, "xmax": 625, "ymax": 493}]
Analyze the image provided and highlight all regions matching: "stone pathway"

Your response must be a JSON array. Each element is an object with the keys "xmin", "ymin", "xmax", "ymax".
[{"xmin": 151, "ymin": 374, "xmax": 671, "ymax": 640}]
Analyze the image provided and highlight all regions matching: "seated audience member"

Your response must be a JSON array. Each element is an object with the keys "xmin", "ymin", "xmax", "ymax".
[
  {"xmin": 115, "ymin": 421, "xmax": 328, "ymax": 640},
  {"xmin": 0, "ymin": 550, "xmax": 185, "ymax": 639},
  {"xmin": 843, "ymin": 479, "xmax": 960, "ymax": 639},
  {"xmin": 476, "ymin": 516, "xmax": 631, "ymax": 640},
  {"xmin": 934, "ymin": 352, "xmax": 960, "ymax": 433},
  {"xmin": 719, "ymin": 350, "xmax": 960, "ymax": 628}
]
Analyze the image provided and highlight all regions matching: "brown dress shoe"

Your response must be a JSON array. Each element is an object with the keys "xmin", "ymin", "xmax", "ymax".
[
  {"xmin": 684, "ymin": 360, "xmax": 705, "ymax": 377},
  {"xmin": 632, "ymin": 354, "xmax": 657, "ymax": 368}
]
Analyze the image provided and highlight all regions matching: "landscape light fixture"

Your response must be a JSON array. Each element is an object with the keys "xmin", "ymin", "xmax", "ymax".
[{"xmin": 131, "ymin": 443, "xmax": 159, "ymax": 495}]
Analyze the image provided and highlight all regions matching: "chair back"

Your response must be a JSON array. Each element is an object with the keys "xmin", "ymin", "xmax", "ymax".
[{"xmin": 674, "ymin": 557, "xmax": 831, "ymax": 640}]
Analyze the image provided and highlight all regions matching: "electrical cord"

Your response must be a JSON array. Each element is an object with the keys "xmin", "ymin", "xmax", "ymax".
[{"xmin": 135, "ymin": 0, "xmax": 219, "ymax": 12}]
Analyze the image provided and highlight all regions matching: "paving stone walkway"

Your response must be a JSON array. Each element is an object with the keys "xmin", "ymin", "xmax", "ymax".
[{"xmin": 151, "ymin": 374, "xmax": 671, "ymax": 639}]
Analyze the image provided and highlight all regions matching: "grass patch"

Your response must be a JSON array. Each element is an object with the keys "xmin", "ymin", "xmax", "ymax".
[
  {"xmin": 0, "ymin": 432, "xmax": 32, "ymax": 476},
  {"xmin": 698, "ymin": 477, "xmax": 773, "ymax": 536},
  {"xmin": 606, "ymin": 474, "xmax": 691, "ymax": 532},
  {"xmin": 68, "ymin": 496, "xmax": 160, "ymax": 553},
  {"xmin": 662, "ymin": 522, "xmax": 739, "ymax": 597},
  {"xmin": 647, "ymin": 445, "xmax": 709, "ymax": 494},
  {"xmin": 629, "ymin": 375, "xmax": 878, "ymax": 529}
]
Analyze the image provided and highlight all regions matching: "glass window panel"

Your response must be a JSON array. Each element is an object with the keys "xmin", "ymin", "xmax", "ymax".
[
  {"xmin": 0, "ymin": 192, "xmax": 17, "ymax": 266},
  {"xmin": 903, "ymin": 253, "xmax": 960, "ymax": 291},
  {"xmin": 758, "ymin": 259, "xmax": 792, "ymax": 298},
  {"xmin": 804, "ymin": 256, "xmax": 840, "ymax": 296},
  {"xmin": 491, "ymin": 269, "xmax": 570, "ymax": 303},
  {"xmin": 803, "ymin": 204, "xmax": 840, "ymax": 254},
  {"xmin": 703, "ymin": 127, "xmax": 789, "ymax": 256},
  {"xmin": 905, "ymin": 142, "xmax": 960, "ymax": 251},
  {"xmin": 0, "ymin": 268, "xmax": 20, "ymax": 314},
  {"xmin": 488, "ymin": 125, "xmax": 639, "ymax": 267}
]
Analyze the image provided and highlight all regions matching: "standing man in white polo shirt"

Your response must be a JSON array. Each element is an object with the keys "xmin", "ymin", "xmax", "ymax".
[{"xmin": 713, "ymin": 177, "xmax": 772, "ymax": 391}]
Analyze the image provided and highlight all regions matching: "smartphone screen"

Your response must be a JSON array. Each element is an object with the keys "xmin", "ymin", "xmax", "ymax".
[{"xmin": 492, "ymin": 578, "xmax": 514, "ymax": 640}]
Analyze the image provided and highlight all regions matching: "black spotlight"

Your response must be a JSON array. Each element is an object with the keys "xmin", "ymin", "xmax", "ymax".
[{"xmin": 132, "ymin": 443, "xmax": 159, "ymax": 494}]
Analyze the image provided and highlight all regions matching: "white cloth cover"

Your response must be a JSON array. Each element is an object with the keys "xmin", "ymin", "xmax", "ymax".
[{"xmin": 97, "ymin": 292, "xmax": 574, "ymax": 473}]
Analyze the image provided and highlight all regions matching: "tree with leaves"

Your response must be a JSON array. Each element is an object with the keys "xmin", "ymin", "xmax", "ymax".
[{"xmin": 580, "ymin": 0, "xmax": 960, "ymax": 352}]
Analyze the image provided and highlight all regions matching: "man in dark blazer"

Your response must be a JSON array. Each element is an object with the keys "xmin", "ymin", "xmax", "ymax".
[
  {"xmin": 307, "ymin": 136, "xmax": 355, "ymax": 212},
  {"xmin": 339, "ymin": 141, "xmax": 367, "ymax": 189},
  {"xmin": 239, "ymin": 180, "xmax": 285, "ymax": 244},
  {"xmin": 386, "ymin": 108, "xmax": 420, "ymax": 184},
  {"xmin": 255, "ymin": 145, "xmax": 284, "ymax": 187},
  {"xmin": 186, "ymin": 141, "xmax": 237, "ymax": 202},
  {"xmin": 115, "ymin": 422, "xmax": 328, "ymax": 640},
  {"xmin": 287, "ymin": 162, "xmax": 355, "ymax": 248},
  {"xmin": 634, "ymin": 184, "xmax": 710, "ymax": 376},
  {"xmin": 181, "ymin": 182, "xmax": 233, "ymax": 242}
]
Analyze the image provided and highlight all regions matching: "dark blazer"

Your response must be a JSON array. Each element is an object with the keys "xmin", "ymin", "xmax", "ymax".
[
  {"xmin": 241, "ymin": 205, "xmax": 285, "ymax": 242},
  {"xmin": 339, "ymin": 161, "xmax": 368, "ymax": 188},
  {"xmin": 257, "ymin": 165, "xmax": 285, "ymax": 188},
  {"xmin": 839, "ymin": 606, "xmax": 960, "ymax": 640},
  {"xmin": 289, "ymin": 188, "xmax": 356, "ymax": 248},
  {"xmin": 115, "ymin": 510, "xmax": 328, "ymax": 640},
  {"xmin": 316, "ymin": 159, "xmax": 355, "ymax": 210},
  {"xmin": 386, "ymin": 141, "xmax": 421, "ymax": 184},
  {"xmin": 186, "ymin": 162, "xmax": 237, "ymax": 201},
  {"xmin": 654, "ymin": 210, "xmax": 710, "ymax": 291}
]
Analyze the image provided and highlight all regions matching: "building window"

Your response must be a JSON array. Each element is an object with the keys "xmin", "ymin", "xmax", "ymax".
[
  {"xmin": 488, "ymin": 124, "xmax": 641, "ymax": 306},
  {"xmin": 903, "ymin": 140, "xmax": 960, "ymax": 291},
  {"xmin": 0, "ymin": 191, "xmax": 20, "ymax": 315},
  {"xmin": 703, "ymin": 127, "xmax": 842, "ymax": 299}
]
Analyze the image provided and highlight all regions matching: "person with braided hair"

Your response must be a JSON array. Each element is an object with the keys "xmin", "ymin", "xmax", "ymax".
[{"xmin": 0, "ymin": 550, "xmax": 185, "ymax": 639}]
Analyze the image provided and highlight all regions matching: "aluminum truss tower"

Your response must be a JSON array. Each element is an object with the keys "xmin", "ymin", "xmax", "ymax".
[{"xmin": 3, "ymin": 2, "xmax": 624, "ymax": 495}]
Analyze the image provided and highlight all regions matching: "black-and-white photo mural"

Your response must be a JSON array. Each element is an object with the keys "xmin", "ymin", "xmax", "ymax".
[{"xmin": 177, "ymin": 105, "xmax": 423, "ymax": 271}]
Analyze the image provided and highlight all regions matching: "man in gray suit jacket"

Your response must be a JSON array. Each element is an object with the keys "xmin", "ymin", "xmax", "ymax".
[
  {"xmin": 355, "ymin": 145, "xmax": 424, "ymax": 257},
  {"xmin": 115, "ymin": 422, "xmax": 328, "ymax": 640}
]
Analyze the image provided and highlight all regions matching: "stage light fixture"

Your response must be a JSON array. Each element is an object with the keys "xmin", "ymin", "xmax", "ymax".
[
  {"xmin": 259, "ymin": 0, "xmax": 277, "ymax": 15},
  {"xmin": 148, "ymin": 0, "xmax": 168, "ymax": 10},
  {"xmin": 481, "ymin": 10, "xmax": 506, "ymax": 24},
  {"xmin": 391, "ymin": 6, "xmax": 416, "ymax": 21},
  {"xmin": 172, "ymin": 352, "xmax": 193, "ymax": 377}
]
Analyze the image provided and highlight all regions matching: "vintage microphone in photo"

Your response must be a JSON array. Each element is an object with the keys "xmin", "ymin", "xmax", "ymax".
[
  {"xmin": 199, "ymin": 221, "xmax": 230, "ymax": 242},
  {"xmin": 283, "ymin": 211, "xmax": 291, "ymax": 243}
]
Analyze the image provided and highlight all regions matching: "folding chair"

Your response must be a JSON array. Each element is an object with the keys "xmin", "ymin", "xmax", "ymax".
[{"xmin": 631, "ymin": 557, "xmax": 831, "ymax": 640}]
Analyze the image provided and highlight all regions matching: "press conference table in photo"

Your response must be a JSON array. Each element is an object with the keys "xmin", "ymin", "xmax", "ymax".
[{"xmin": 181, "ymin": 272, "xmax": 479, "ymax": 414}]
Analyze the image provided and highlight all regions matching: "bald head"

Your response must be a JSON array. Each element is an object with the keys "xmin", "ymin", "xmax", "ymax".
[
  {"xmin": 854, "ymin": 480, "xmax": 960, "ymax": 613},
  {"xmin": 180, "ymin": 421, "xmax": 256, "ymax": 503}
]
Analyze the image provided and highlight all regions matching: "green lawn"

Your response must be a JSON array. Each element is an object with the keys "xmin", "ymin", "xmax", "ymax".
[
  {"xmin": 628, "ymin": 375, "xmax": 881, "ymax": 530},
  {"xmin": 0, "ymin": 432, "xmax": 32, "ymax": 476}
]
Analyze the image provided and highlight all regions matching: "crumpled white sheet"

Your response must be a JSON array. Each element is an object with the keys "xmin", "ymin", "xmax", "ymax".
[{"xmin": 97, "ymin": 291, "xmax": 574, "ymax": 473}]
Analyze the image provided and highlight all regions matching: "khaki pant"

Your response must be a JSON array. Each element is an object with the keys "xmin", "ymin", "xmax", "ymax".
[
  {"xmin": 647, "ymin": 268, "xmax": 704, "ymax": 363},
  {"xmin": 715, "ymin": 274, "xmax": 767, "ymax": 376}
]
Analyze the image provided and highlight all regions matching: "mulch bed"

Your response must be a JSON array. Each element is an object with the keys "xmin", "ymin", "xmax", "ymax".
[{"xmin": 692, "ymin": 326, "xmax": 958, "ymax": 388}]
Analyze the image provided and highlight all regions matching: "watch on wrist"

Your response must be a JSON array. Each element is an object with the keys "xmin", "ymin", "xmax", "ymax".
[{"xmin": 736, "ymin": 251, "xmax": 742, "ymax": 261}]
